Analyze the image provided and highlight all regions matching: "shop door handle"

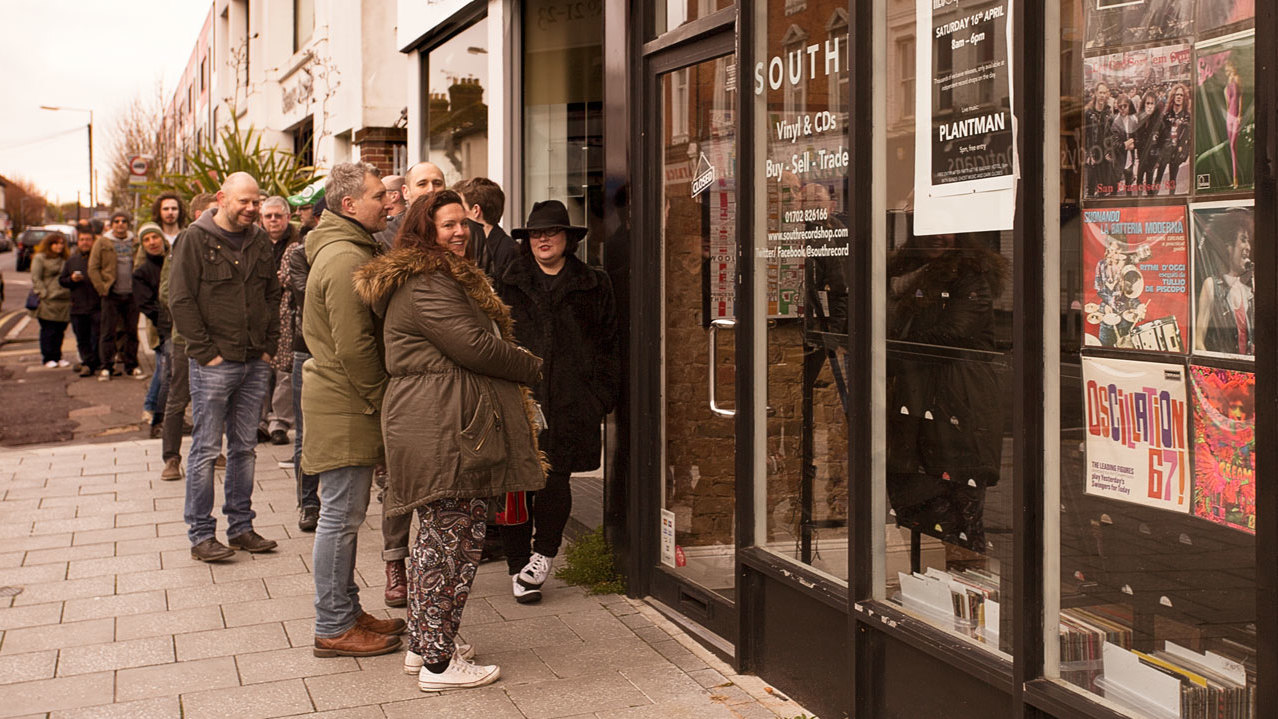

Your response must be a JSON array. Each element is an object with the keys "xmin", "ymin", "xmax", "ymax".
[{"xmin": 709, "ymin": 318, "xmax": 736, "ymax": 417}]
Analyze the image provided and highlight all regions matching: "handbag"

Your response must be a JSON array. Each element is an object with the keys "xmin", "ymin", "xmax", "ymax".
[{"xmin": 25, "ymin": 290, "xmax": 39, "ymax": 312}]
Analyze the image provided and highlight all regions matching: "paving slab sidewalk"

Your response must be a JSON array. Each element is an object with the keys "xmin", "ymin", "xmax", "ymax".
[{"xmin": 0, "ymin": 438, "xmax": 814, "ymax": 719}]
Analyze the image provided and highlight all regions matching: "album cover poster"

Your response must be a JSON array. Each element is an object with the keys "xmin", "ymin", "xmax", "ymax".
[
  {"xmin": 1190, "ymin": 365, "xmax": 1255, "ymax": 533},
  {"xmin": 1082, "ymin": 205, "xmax": 1189, "ymax": 353},
  {"xmin": 1082, "ymin": 356, "xmax": 1191, "ymax": 513},
  {"xmin": 1084, "ymin": 0, "xmax": 1193, "ymax": 51},
  {"xmin": 1190, "ymin": 200, "xmax": 1254, "ymax": 360},
  {"xmin": 1082, "ymin": 44, "xmax": 1193, "ymax": 199},
  {"xmin": 1197, "ymin": 0, "xmax": 1255, "ymax": 37},
  {"xmin": 1193, "ymin": 31, "xmax": 1255, "ymax": 193}
]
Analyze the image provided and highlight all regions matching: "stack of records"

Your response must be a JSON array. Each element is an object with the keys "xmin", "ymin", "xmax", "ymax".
[
  {"xmin": 1059, "ymin": 606, "xmax": 1134, "ymax": 691},
  {"xmin": 1132, "ymin": 643, "xmax": 1253, "ymax": 719}
]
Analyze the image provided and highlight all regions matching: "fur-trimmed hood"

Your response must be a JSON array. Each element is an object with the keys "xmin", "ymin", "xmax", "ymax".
[{"xmin": 355, "ymin": 247, "xmax": 516, "ymax": 336}]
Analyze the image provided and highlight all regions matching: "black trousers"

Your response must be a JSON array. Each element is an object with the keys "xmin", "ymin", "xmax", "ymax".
[
  {"xmin": 500, "ymin": 469, "xmax": 573, "ymax": 575},
  {"xmin": 98, "ymin": 293, "xmax": 139, "ymax": 372},
  {"xmin": 69, "ymin": 312, "xmax": 100, "ymax": 370},
  {"xmin": 37, "ymin": 319, "xmax": 68, "ymax": 363},
  {"xmin": 161, "ymin": 341, "xmax": 191, "ymax": 462}
]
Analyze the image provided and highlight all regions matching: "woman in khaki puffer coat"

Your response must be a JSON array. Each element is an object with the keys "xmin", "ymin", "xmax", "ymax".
[
  {"xmin": 31, "ymin": 233, "xmax": 71, "ymax": 367},
  {"xmin": 353, "ymin": 189, "xmax": 544, "ymax": 693}
]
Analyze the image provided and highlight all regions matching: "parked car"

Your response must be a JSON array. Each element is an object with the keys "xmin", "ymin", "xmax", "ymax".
[
  {"xmin": 0, "ymin": 233, "xmax": 12, "ymax": 252},
  {"xmin": 15, "ymin": 225, "xmax": 76, "ymax": 272}
]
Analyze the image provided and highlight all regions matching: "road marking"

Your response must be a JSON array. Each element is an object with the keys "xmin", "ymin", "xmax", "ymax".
[{"xmin": 4, "ymin": 314, "xmax": 30, "ymax": 341}]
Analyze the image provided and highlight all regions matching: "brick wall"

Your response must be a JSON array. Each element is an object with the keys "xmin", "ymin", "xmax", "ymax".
[{"xmin": 354, "ymin": 127, "xmax": 407, "ymax": 176}]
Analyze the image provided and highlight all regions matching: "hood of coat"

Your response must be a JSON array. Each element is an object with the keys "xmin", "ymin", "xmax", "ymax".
[
  {"xmin": 305, "ymin": 209, "xmax": 382, "ymax": 266},
  {"xmin": 354, "ymin": 247, "xmax": 517, "ymax": 339}
]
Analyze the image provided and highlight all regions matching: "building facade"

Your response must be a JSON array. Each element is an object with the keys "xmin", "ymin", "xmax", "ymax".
[{"xmin": 402, "ymin": 2, "xmax": 1275, "ymax": 719}]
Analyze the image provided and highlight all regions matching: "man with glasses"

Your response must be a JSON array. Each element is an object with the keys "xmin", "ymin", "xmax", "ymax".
[
  {"xmin": 87, "ymin": 210, "xmax": 142, "ymax": 380},
  {"xmin": 259, "ymin": 196, "xmax": 300, "ymax": 446}
]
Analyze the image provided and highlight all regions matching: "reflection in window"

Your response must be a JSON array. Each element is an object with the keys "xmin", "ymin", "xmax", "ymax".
[
  {"xmin": 425, "ymin": 18, "xmax": 489, "ymax": 184},
  {"xmin": 523, "ymin": 0, "xmax": 603, "ymax": 263},
  {"xmin": 293, "ymin": 0, "xmax": 314, "ymax": 52},
  {"xmin": 654, "ymin": 0, "xmax": 734, "ymax": 37},
  {"xmin": 753, "ymin": 1, "xmax": 851, "ymax": 583}
]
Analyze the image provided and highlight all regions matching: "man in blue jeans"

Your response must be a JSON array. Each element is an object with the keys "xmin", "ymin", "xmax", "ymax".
[
  {"xmin": 301, "ymin": 162, "xmax": 401, "ymax": 657},
  {"xmin": 169, "ymin": 172, "xmax": 282, "ymax": 562}
]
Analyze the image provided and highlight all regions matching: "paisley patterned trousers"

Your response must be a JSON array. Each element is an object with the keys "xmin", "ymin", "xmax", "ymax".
[{"xmin": 406, "ymin": 497, "xmax": 487, "ymax": 663}]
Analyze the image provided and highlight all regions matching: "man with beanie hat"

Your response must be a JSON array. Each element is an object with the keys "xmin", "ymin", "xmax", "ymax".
[{"xmin": 134, "ymin": 223, "xmax": 171, "ymax": 437}]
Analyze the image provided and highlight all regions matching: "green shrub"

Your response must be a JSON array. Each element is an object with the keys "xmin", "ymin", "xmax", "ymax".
[{"xmin": 555, "ymin": 526, "xmax": 626, "ymax": 595}]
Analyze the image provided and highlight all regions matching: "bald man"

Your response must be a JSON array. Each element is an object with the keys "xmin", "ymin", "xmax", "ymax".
[
  {"xmin": 382, "ymin": 175, "xmax": 406, "ymax": 218},
  {"xmin": 373, "ymin": 161, "xmax": 445, "ymax": 246},
  {"xmin": 169, "ymin": 172, "xmax": 283, "ymax": 562}
]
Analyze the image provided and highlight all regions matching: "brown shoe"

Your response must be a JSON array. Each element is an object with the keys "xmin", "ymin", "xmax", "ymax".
[
  {"xmin": 355, "ymin": 611, "xmax": 407, "ymax": 635},
  {"xmin": 384, "ymin": 559, "xmax": 407, "ymax": 607},
  {"xmin": 228, "ymin": 530, "xmax": 278, "ymax": 553},
  {"xmin": 160, "ymin": 457, "xmax": 182, "ymax": 481},
  {"xmin": 190, "ymin": 538, "xmax": 236, "ymax": 562},
  {"xmin": 313, "ymin": 623, "xmax": 402, "ymax": 657},
  {"xmin": 214, "ymin": 453, "xmax": 227, "ymax": 468}
]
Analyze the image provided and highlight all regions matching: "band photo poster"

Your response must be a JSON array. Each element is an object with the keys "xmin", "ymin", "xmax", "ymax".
[
  {"xmin": 1190, "ymin": 365, "xmax": 1256, "ymax": 534},
  {"xmin": 1193, "ymin": 30, "xmax": 1255, "ymax": 194},
  {"xmin": 1082, "ymin": 356, "xmax": 1191, "ymax": 514},
  {"xmin": 913, "ymin": 0, "xmax": 1017, "ymax": 235},
  {"xmin": 1082, "ymin": 43, "xmax": 1193, "ymax": 199},
  {"xmin": 1190, "ymin": 200, "xmax": 1254, "ymax": 360},
  {"xmin": 1082, "ymin": 205, "xmax": 1190, "ymax": 353}
]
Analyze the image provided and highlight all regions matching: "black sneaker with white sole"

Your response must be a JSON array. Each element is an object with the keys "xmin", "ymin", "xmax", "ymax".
[{"xmin": 512, "ymin": 574, "xmax": 542, "ymax": 604}]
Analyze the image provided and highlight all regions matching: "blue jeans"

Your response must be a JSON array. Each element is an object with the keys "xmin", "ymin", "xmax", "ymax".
[
  {"xmin": 144, "ymin": 341, "xmax": 170, "ymax": 414},
  {"xmin": 184, "ymin": 357, "xmax": 272, "ymax": 545},
  {"xmin": 313, "ymin": 465, "xmax": 373, "ymax": 637},
  {"xmin": 292, "ymin": 351, "xmax": 319, "ymax": 509}
]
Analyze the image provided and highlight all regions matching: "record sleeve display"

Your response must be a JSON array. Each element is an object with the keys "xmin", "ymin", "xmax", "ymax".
[
  {"xmin": 1082, "ymin": 205, "xmax": 1190, "ymax": 352},
  {"xmin": 1193, "ymin": 31, "xmax": 1255, "ymax": 194},
  {"xmin": 1084, "ymin": 0, "xmax": 1193, "ymax": 51},
  {"xmin": 1190, "ymin": 201, "xmax": 1254, "ymax": 360},
  {"xmin": 1082, "ymin": 44, "xmax": 1193, "ymax": 198},
  {"xmin": 1190, "ymin": 366, "xmax": 1255, "ymax": 533}
]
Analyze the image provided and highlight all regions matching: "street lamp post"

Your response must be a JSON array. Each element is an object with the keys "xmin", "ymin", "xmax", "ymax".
[{"xmin": 39, "ymin": 105, "xmax": 94, "ymax": 212}]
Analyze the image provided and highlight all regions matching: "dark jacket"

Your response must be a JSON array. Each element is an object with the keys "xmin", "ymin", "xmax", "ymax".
[
  {"xmin": 372, "ymin": 212, "xmax": 403, "ymax": 249},
  {"xmin": 498, "ymin": 252, "xmax": 618, "ymax": 472},
  {"xmin": 59, "ymin": 249, "xmax": 101, "ymax": 315},
  {"xmin": 132, "ymin": 251, "xmax": 171, "ymax": 343},
  {"xmin": 471, "ymin": 220, "xmax": 519, "ymax": 286},
  {"xmin": 168, "ymin": 210, "xmax": 281, "ymax": 365},
  {"xmin": 281, "ymin": 240, "xmax": 310, "ymax": 356},
  {"xmin": 354, "ymin": 247, "xmax": 546, "ymax": 515}
]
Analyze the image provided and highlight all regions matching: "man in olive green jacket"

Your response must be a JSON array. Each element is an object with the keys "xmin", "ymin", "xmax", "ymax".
[{"xmin": 301, "ymin": 162, "xmax": 402, "ymax": 658}]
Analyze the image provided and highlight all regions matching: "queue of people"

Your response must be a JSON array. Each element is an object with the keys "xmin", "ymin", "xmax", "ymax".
[{"xmin": 87, "ymin": 161, "xmax": 617, "ymax": 694}]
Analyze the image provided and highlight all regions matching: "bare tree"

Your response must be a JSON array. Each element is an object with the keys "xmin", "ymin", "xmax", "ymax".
[
  {"xmin": 103, "ymin": 83, "xmax": 171, "ymax": 210},
  {"xmin": 2, "ymin": 175, "xmax": 49, "ymax": 230}
]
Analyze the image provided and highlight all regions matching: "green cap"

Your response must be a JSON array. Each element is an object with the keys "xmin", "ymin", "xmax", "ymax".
[{"xmin": 287, "ymin": 178, "xmax": 326, "ymax": 207}]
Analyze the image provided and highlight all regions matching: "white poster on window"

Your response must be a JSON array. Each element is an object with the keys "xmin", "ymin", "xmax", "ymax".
[{"xmin": 913, "ymin": 0, "xmax": 1018, "ymax": 235}]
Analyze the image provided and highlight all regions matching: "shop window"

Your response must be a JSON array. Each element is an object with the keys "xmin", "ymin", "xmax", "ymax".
[
  {"xmin": 874, "ymin": 0, "xmax": 1018, "ymax": 656},
  {"xmin": 653, "ymin": 0, "xmax": 733, "ymax": 38},
  {"xmin": 750, "ymin": 0, "xmax": 852, "ymax": 583},
  {"xmin": 1045, "ymin": 1, "xmax": 1258, "ymax": 716},
  {"xmin": 292, "ymin": 115, "xmax": 314, "ymax": 168},
  {"xmin": 827, "ymin": 10, "xmax": 850, "ymax": 117},
  {"xmin": 523, "ymin": 0, "xmax": 603, "ymax": 263},
  {"xmin": 424, "ymin": 17, "xmax": 489, "ymax": 185}
]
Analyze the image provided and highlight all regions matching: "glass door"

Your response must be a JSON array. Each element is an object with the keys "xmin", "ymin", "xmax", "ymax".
[{"xmin": 654, "ymin": 50, "xmax": 739, "ymax": 641}]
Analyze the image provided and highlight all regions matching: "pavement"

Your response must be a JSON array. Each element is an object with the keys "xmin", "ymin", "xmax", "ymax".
[{"xmin": 0, "ymin": 437, "xmax": 814, "ymax": 719}]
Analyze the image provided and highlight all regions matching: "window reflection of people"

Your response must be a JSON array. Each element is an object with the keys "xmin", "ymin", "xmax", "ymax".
[
  {"xmin": 886, "ymin": 232, "xmax": 1008, "ymax": 553},
  {"xmin": 1195, "ymin": 209, "xmax": 1253, "ymax": 355}
]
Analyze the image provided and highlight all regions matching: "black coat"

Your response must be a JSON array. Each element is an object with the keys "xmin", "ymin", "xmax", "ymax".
[
  {"xmin": 499, "ymin": 252, "xmax": 618, "ymax": 472},
  {"xmin": 58, "ymin": 249, "xmax": 101, "ymax": 315},
  {"xmin": 471, "ymin": 221, "xmax": 519, "ymax": 286},
  {"xmin": 133, "ymin": 252, "xmax": 171, "ymax": 342}
]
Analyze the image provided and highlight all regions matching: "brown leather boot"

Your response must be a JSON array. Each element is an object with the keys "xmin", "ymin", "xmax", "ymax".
[
  {"xmin": 160, "ymin": 457, "xmax": 182, "ymax": 481},
  {"xmin": 355, "ymin": 611, "xmax": 407, "ymax": 635},
  {"xmin": 313, "ymin": 624, "xmax": 402, "ymax": 657},
  {"xmin": 384, "ymin": 559, "xmax": 407, "ymax": 608}
]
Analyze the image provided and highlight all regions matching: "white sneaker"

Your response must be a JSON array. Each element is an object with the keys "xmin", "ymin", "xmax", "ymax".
[
  {"xmin": 418, "ymin": 656, "xmax": 500, "ymax": 691},
  {"xmin": 512, "ymin": 573, "xmax": 542, "ymax": 605},
  {"xmin": 278, "ymin": 459, "xmax": 295, "ymax": 469},
  {"xmin": 518, "ymin": 553, "xmax": 553, "ymax": 588},
  {"xmin": 403, "ymin": 645, "xmax": 475, "ymax": 674},
  {"xmin": 98, "ymin": 369, "xmax": 111, "ymax": 382},
  {"xmin": 43, "ymin": 361, "xmax": 58, "ymax": 368},
  {"xmin": 131, "ymin": 368, "xmax": 147, "ymax": 379},
  {"xmin": 56, "ymin": 359, "xmax": 70, "ymax": 368},
  {"xmin": 141, "ymin": 410, "xmax": 154, "ymax": 424}
]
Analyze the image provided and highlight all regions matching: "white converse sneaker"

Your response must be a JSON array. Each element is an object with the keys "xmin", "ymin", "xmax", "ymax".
[
  {"xmin": 402, "ymin": 645, "xmax": 476, "ymax": 674},
  {"xmin": 518, "ymin": 553, "xmax": 553, "ymax": 588},
  {"xmin": 417, "ymin": 656, "xmax": 500, "ymax": 691},
  {"xmin": 512, "ymin": 573, "xmax": 542, "ymax": 605}
]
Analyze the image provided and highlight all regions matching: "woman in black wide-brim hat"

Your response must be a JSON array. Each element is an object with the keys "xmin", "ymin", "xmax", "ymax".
[{"xmin": 497, "ymin": 200, "xmax": 619, "ymax": 604}]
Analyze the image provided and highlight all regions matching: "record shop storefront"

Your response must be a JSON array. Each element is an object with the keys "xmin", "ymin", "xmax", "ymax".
[{"xmin": 402, "ymin": 1, "xmax": 1276, "ymax": 717}]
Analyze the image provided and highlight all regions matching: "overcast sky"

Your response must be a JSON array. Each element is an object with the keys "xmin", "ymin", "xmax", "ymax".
[{"xmin": 0, "ymin": 0, "xmax": 212, "ymax": 206}]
